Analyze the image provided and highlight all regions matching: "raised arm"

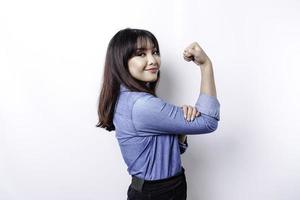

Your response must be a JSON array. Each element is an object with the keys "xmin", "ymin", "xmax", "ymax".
[
  {"xmin": 183, "ymin": 42, "xmax": 217, "ymax": 97},
  {"xmin": 179, "ymin": 42, "xmax": 219, "ymax": 139}
]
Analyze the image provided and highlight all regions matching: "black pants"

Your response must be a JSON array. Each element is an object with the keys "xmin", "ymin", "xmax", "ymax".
[{"xmin": 127, "ymin": 167, "xmax": 187, "ymax": 200}]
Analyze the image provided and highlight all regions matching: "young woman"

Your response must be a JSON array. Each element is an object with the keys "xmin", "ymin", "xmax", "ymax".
[{"xmin": 96, "ymin": 28, "xmax": 220, "ymax": 200}]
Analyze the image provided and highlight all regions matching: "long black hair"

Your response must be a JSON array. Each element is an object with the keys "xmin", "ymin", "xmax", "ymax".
[{"xmin": 96, "ymin": 28, "xmax": 161, "ymax": 131}]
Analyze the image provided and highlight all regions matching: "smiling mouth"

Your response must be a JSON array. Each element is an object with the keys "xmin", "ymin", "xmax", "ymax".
[
  {"xmin": 146, "ymin": 68, "xmax": 159, "ymax": 71},
  {"xmin": 146, "ymin": 68, "xmax": 159, "ymax": 73}
]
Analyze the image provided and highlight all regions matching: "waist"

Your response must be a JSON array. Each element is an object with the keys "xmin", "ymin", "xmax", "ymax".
[{"xmin": 130, "ymin": 167, "xmax": 186, "ymax": 192}]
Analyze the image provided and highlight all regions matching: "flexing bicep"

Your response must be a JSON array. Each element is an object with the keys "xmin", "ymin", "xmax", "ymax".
[{"xmin": 132, "ymin": 93, "xmax": 220, "ymax": 136}]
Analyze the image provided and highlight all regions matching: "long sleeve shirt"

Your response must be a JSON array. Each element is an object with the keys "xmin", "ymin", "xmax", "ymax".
[{"xmin": 113, "ymin": 84, "xmax": 220, "ymax": 180}]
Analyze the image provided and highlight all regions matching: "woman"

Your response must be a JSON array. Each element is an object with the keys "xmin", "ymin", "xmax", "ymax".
[{"xmin": 96, "ymin": 28, "xmax": 220, "ymax": 200}]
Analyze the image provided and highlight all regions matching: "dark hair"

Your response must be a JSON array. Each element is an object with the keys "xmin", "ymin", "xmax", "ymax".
[{"xmin": 96, "ymin": 28, "xmax": 161, "ymax": 131}]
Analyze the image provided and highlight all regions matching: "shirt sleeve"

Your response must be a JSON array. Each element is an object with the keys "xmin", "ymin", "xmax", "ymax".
[
  {"xmin": 131, "ymin": 92, "xmax": 220, "ymax": 136},
  {"xmin": 179, "ymin": 137, "xmax": 188, "ymax": 154}
]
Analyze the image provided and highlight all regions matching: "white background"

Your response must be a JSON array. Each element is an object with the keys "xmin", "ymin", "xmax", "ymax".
[{"xmin": 1, "ymin": 0, "xmax": 299, "ymax": 199}]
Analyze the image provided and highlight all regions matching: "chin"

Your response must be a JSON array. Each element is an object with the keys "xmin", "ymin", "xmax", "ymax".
[
  {"xmin": 148, "ymin": 77, "xmax": 158, "ymax": 82},
  {"xmin": 140, "ymin": 76, "xmax": 156, "ymax": 82}
]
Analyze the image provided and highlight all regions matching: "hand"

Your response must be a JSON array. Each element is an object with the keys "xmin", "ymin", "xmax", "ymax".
[
  {"xmin": 183, "ymin": 42, "xmax": 211, "ymax": 66},
  {"xmin": 181, "ymin": 105, "xmax": 201, "ymax": 122},
  {"xmin": 178, "ymin": 135, "xmax": 187, "ymax": 143}
]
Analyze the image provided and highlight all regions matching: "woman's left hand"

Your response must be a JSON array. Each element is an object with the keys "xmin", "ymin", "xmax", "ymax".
[
  {"xmin": 181, "ymin": 105, "xmax": 201, "ymax": 121},
  {"xmin": 178, "ymin": 105, "xmax": 201, "ymax": 143}
]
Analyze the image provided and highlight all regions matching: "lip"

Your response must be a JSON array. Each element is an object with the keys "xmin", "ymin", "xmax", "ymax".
[
  {"xmin": 146, "ymin": 68, "xmax": 159, "ymax": 73},
  {"xmin": 146, "ymin": 68, "xmax": 159, "ymax": 71}
]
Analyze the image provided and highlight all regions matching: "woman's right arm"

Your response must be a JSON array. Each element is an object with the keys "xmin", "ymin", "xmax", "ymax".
[
  {"xmin": 183, "ymin": 42, "xmax": 217, "ymax": 97},
  {"xmin": 131, "ymin": 42, "xmax": 220, "ymax": 136},
  {"xmin": 200, "ymin": 59, "xmax": 217, "ymax": 97}
]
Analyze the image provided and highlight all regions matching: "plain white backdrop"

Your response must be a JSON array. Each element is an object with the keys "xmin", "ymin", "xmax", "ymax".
[{"xmin": 1, "ymin": 0, "xmax": 299, "ymax": 199}]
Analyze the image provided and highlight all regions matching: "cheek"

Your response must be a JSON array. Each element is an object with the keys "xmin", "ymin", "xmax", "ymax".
[
  {"xmin": 128, "ymin": 60, "xmax": 144, "ymax": 77},
  {"xmin": 128, "ymin": 65, "xmax": 138, "ymax": 77},
  {"xmin": 156, "ymin": 57, "xmax": 161, "ymax": 66},
  {"xmin": 129, "ymin": 59, "xmax": 146, "ymax": 71}
]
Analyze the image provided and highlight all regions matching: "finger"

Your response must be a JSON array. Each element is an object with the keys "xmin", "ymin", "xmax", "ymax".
[
  {"xmin": 184, "ymin": 49, "xmax": 193, "ymax": 57},
  {"xmin": 183, "ymin": 52, "xmax": 194, "ymax": 62},
  {"xmin": 183, "ymin": 50, "xmax": 192, "ymax": 56},
  {"xmin": 181, "ymin": 105, "xmax": 188, "ymax": 119},
  {"xmin": 184, "ymin": 49, "xmax": 197, "ymax": 62},
  {"xmin": 196, "ymin": 111, "xmax": 201, "ymax": 117},
  {"xmin": 184, "ymin": 43, "xmax": 198, "ymax": 55},
  {"xmin": 183, "ymin": 55, "xmax": 193, "ymax": 62},
  {"xmin": 187, "ymin": 106, "xmax": 193, "ymax": 121},
  {"xmin": 191, "ymin": 107, "xmax": 197, "ymax": 121},
  {"xmin": 185, "ymin": 42, "xmax": 197, "ymax": 51},
  {"xmin": 188, "ymin": 42, "xmax": 200, "ymax": 50},
  {"xmin": 183, "ymin": 51, "xmax": 193, "ymax": 59},
  {"xmin": 187, "ymin": 48, "xmax": 198, "ymax": 56}
]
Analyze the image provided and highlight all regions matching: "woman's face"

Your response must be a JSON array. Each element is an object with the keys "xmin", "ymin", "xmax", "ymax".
[{"xmin": 128, "ymin": 39, "xmax": 161, "ymax": 83}]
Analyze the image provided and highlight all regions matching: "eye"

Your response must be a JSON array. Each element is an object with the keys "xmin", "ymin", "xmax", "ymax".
[
  {"xmin": 136, "ymin": 52, "xmax": 146, "ymax": 57},
  {"xmin": 153, "ymin": 50, "xmax": 160, "ymax": 55}
]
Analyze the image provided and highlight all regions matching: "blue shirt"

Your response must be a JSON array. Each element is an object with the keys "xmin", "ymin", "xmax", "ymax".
[{"xmin": 113, "ymin": 84, "xmax": 220, "ymax": 180}]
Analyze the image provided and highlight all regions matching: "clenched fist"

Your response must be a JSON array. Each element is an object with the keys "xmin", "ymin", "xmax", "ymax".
[{"xmin": 183, "ymin": 42, "xmax": 211, "ymax": 66}]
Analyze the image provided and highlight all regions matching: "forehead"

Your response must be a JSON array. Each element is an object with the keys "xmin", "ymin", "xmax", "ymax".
[{"xmin": 136, "ymin": 37, "xmax": 156, "ymax": 50}]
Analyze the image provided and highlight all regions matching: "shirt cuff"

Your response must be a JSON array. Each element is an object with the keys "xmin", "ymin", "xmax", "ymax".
[{"xmin": 195, "ymin": 93, "xmax": 220, "ymax": 121}]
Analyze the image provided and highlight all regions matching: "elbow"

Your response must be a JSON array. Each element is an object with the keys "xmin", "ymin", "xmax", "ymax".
[{"xmin": 204, "ymin": 117, "xmax": 219, "ymax": 133}]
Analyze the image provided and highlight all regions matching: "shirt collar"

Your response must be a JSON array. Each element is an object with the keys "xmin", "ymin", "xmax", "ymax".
[{"xmin": 120, "ymin": 84, "xmax": 130, "ymax": 92}]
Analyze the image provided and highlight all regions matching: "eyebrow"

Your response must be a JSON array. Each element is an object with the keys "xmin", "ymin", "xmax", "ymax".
[{"xmin": 136, "ymin": 47, "xmax": 157, "ymax": 51}]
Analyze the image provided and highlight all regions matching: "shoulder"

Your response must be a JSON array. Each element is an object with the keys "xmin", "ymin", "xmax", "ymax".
[
  {"xmin": 116, "ymin": 90, "xmax": 151, "ymax": 111},
  {"xmin": 133, "ymin": 92, "xmax": 159, "ymax": 104},
  {"xmin": 132, "ymin": 92, "xmax": 167, "ymax": 114}
]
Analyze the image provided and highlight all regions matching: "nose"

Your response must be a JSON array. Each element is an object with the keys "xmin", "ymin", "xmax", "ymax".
[{"xmin": 147, "ymin": 53, "xmax": 158, "ymax": 66}]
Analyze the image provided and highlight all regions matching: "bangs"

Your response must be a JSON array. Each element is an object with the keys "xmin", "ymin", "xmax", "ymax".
[
  {"xmin": 122, "ymin": 28, "xmax": 160, "ymax": 60},
  {"xmin": 135, "ymin": 35, "xmax": 159, "ymax": 52}
]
